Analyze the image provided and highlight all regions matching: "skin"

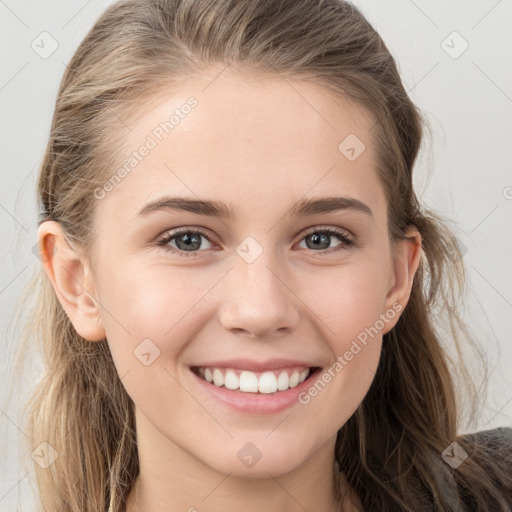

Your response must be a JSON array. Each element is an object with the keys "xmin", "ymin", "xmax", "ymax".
[{"xmin": 39, "ymin": 67, "xmax": 421, "ymax": 512}]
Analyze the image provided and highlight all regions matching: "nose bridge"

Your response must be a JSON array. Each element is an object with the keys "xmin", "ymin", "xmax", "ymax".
[{"xmin": 217, "ymin": 236, "xmax": 299, "ymax": 337}]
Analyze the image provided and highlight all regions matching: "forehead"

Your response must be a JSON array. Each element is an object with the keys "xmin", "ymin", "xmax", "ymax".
[{"xmin": 96, "ymin": 69, "xmax": 385, "ymax": 221}]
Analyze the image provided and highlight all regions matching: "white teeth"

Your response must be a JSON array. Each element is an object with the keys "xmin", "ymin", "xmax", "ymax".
[
  {"xmin": 198, "ymin": 367, "xmax": 312, "ymax": 394},
  {"xmin": 289, "ymin": 371, "xmax": 300, "ymax": 388},
  {"xmin": 224, "ymin": 370, "xmax": 239, "ymax": 390},
  {"xmin": 277, "ymin": 371, "xmax": 289, "ymax": 390},
  {"xmin": 213, "ymin": 369, "xmax": 224, "ymax": 387},
  {"xmin": 258, "ymin": 371, "xmax": 277, "ymax": 394},
  {"xmin": 239, "ymin": 371, "xmax": 259, "ymax": 392}
]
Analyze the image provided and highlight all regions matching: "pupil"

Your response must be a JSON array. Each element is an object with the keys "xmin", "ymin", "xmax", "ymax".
[
  {"xmin": 177, "ymin": 233, "xmax": 200, "ymax": 251},
  {"xmin": 308, "ymin": 233, "xmax": 329, "ymax": 250}
]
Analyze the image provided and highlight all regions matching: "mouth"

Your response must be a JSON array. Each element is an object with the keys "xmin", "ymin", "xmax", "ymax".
[{"xmin": 190, "ymin": 365, "xmax": 320, "ymax": 394}]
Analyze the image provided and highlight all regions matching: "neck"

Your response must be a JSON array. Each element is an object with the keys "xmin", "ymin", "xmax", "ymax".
[{"xmin": 127, "ymin": 473, "xmax": 345, "ymax": 512}]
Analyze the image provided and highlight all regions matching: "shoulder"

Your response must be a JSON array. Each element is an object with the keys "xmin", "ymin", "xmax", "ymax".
[
  {"xmin": 460, "ymin": 426, "xmax": 512, "ymax": 442},
  {"xmin": 457, "ymin": 426, "xmax": 512, "ymax": 469},
  {"xmin": 456, "ymin": 426, "xmax": 512, "ymax": 507},
  {"xmin": 458, "ymin": 426, "xmax": 512, "ymax": 454}
]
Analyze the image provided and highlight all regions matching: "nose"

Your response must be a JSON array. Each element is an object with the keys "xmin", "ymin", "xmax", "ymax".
[{"xmin": 217, "ymin": 250, "xmax": 300, "ymax": 339}]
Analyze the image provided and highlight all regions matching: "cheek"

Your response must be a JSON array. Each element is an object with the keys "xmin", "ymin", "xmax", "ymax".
[
  {"xmin": 300, "ymin": 338, "xmax": 381, "ymax": 444},
  {"xmin": 299, "ymin": 258, "xmax": 392, "ymax": 348},
  {"xmin": 97, "ymin": 262, "xmax": 218, "ymax": 371},
  {"xmin": 297, "ymin": 268, "xmax": 386, "ymax": 439},
  {"xmin": 100, "ymin": 261, "xmax": 208, "ymax": 334},
  {"xmin": 292, "ymin": 258, "xmax": 390, "ymax": 425},
  {"xmin": 96, "ymin": 264, "xmax": 211, "ymax": 417}
]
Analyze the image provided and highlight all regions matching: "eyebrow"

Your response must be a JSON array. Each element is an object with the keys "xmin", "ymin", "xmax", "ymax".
[{"xmin": 138, "ymin": 195, "xmax": 373, "ymax": 218}]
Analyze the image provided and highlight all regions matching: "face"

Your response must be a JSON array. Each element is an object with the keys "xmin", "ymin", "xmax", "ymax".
[{"xmin": 43, "ymin": 68, "xmax": 419, "ymax": 479}]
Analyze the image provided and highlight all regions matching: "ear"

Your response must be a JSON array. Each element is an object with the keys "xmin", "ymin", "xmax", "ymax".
[
  {"xmin": 37, "ymin": 221, "xmax": 106, "ymax": 341},
  {"xmin": 381, "ymin": 226, "xmax": 422, "ymax": 334}
]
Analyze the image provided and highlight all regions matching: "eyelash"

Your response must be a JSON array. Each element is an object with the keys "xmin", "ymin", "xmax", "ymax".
[{"xmin": 155, "ymin": 226, "xmax": 354, "ymax": 258}]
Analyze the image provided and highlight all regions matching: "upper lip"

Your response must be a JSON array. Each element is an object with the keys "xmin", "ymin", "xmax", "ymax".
[{"xmin": 191, "ymin": 358, "xmax": 318, "ymax": 372}]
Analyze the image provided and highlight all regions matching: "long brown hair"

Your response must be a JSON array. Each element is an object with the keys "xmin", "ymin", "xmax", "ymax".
[{"xmin": 4, "ymin": 0, "xmax": 511, "ymax": 510}]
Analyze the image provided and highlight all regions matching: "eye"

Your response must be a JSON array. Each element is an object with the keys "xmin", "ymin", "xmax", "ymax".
[
  {"xmin": 296, "ymin": 226, "xmax": 353, "ymax": 253},
  {"xmin": 155, "ymin": 228, "xmax": 215, "ymax": 257},
  {"xmin": 155, "ymin": 225, "xmax": 354, "ymax": 258}
]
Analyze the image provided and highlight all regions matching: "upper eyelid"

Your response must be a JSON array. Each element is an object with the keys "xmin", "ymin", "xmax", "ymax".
[
  {"xmin": 156, "ymin": 227, "xmax": 214, "ymax": 244},
  {"xmin": 300, "ymin": 225, "xmax": 352, "ymax": 239}
]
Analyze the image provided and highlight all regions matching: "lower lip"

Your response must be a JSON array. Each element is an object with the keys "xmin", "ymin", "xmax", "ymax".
[{"xmin": 190, "ymin": 367, "xmax": 322, "ymax": 415}]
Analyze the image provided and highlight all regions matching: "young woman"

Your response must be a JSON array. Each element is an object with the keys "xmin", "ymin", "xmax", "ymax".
[{"xmin": 9, "ymin": 0, "xmax": 512, "ymax": 510}]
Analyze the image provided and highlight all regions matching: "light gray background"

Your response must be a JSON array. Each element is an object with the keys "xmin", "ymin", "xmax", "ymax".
[{"xmin": 1, "ymin": 1, "xmax": 511, "ymax": 509}]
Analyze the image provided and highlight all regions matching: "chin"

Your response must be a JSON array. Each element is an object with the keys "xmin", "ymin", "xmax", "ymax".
[{"xmin": 200, "ymin": 444, "xmax": 312, "ymax": 479}]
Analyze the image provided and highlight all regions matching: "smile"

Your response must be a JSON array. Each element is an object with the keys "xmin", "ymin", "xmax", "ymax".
[{"xmin": 191, "ymin": 366, "xmax": 314, "ymax": 394}]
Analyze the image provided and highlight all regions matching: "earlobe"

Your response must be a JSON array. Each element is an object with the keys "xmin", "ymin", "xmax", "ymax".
[
  {"xmin": 382, "ymin": 226, "xmax": 422, "ymax": 334},
  {"xmin": 37, "ymin": 221, "xmax": 106, "ymax": 341}
]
